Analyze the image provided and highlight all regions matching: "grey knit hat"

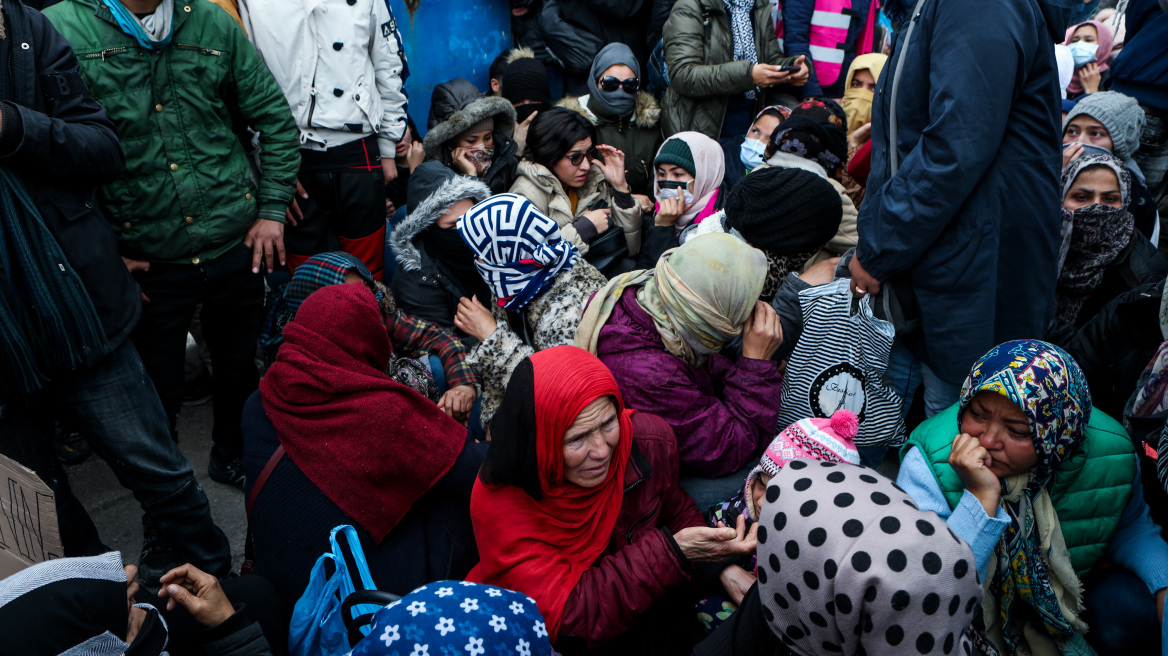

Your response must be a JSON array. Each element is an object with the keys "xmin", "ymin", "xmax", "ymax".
[{"xmin": 1064, "ymin": 91, "xmax": 1146, "ymax": 162}]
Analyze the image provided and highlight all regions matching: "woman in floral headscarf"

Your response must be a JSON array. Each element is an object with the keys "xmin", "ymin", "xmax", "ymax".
[{"xmin": 896, "ymin": 339, "xmax": 1168, "ymax": 656}]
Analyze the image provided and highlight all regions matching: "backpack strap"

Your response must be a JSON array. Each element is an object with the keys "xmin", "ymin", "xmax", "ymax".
[
  {"xmin": 888, "ymin": 0, "xmax": 928, "ymax": 176},
  {"xmin": 246, "ymin": 444, "xmax": 285, "ymax": 519}
]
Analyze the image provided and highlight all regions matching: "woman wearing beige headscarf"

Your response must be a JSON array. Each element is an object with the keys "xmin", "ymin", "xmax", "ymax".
[{"xmin": 575, "ymin": 233, "xmax": 785, "ymax": 511}]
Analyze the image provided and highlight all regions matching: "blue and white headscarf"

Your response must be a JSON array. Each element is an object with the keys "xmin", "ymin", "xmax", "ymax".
[
  {"xmin": 457, "ymin": 194, "xmax": 579, "ymax": 312},
  {"xmin": 348, "ymin": 581, "xmax": 554, "ymax": 656}
]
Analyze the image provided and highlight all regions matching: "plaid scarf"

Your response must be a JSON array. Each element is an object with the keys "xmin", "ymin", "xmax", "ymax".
[{"xmin": 0, "ymin": 167, "xmax": 109, "ymax": 400}]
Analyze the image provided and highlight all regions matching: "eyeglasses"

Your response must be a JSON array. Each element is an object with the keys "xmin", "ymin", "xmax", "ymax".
[
  {"xmin": 565, "ymin": 147, "xmax": 601, "ymax": 167},
  {"xmin": 598, "ymin": 76, "xmax": 639, "ymax": 93}
]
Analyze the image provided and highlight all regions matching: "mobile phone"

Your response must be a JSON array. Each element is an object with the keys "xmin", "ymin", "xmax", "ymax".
[{"xmin": 779, "ymin": 66, "xmax": 801, "ymax": 73}]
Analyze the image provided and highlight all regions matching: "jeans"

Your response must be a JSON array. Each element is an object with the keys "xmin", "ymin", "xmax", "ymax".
[
  {"xmin": 679, "ymin": 462, "xmax": 756, "ymax": 516},
  {"xmin": 0, "ymin": 339, "xmax": 231, "ymax": 575},
  {"xmin": 1081, "ymin": 567, "xmax": 1162, "ymax": 656},
  {"xmin": 132, "ymin": 243, "xmax": 264, "ymax": 462},
  {"xmin": 1134, "ymin": 110, "xmax": 1168, "ymax": 202},
  {"xmin": 885, "ymin": 340, "xmax": 962, "ymax": 419}
]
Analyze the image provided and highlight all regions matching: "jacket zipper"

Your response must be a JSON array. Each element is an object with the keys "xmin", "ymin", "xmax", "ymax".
[
  {"xmin": 81, "ymin": 46, "xmax": 128, "ymax": 61},
  {"xmin": 625, "ymin": 498, "xmax": 661, "ymax": 544},
  {"xmin": 174, "ymin": 44, "xmax": 222, "ymax": 56}
]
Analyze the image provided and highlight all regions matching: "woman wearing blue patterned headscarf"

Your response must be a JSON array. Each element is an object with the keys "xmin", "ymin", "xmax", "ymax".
[{"xmin": 895, "ymin": 339, "xmax": 1168, "ymax": 656}]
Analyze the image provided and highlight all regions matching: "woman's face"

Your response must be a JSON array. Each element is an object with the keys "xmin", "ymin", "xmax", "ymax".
[
  {"xmin": 751, "ymin": 472, "xmax": 773, "ymax": 517},
  {"xmin": 1070, "ymin": 24, "xmax": 1098, "ymax": 44},
  {"xmin": 850, "ymin": 68, "xmax": 877, "ymax": 92},
  {"xmin": 553, "ymin": 137, "xmax": 593, "ymax": 189},
  {"xmin": 600, "ymin": 63, "xmax": 637, "ymax": 84},
  {"xmin": 395, "ymin": 124, "xmax": 413, "ymax": 158},
  {"xmin": 457, "ymin": 129, "xmax": 493, "ymax": 151},
  {"xmin": 562, "ymin": 396, "xmax": 620, "ymax": 488},
  {"xmin": 959, "ymin": 391, "xmax": 1040, "ymax": 478},
  {"xmin": 436, "ymin": 198, "xmax": 476, "ymax": 229},
  {"xmin": 1064, "ymin": 166, "xmax": 1123, "ymax": 210},
  {"xmin": 1063, "ymin": 116, "xmax": 1114, "ymax": 153},
  {"xmin": 655, "ymin": 164, "xmax": 695, "ymax": 185},
  {"xmin": 746, "ymin": 114, "xmax": 782, "ymax": 144}
]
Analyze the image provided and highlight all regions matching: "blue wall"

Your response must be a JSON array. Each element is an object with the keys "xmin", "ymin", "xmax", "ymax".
[{"xmin": 388, "ymin": 0, "xmax": 512, "ymax": 137}]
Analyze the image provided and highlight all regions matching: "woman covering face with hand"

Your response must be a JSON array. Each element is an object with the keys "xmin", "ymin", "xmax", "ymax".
[{"xmin": 467, "ymin": 346, "xmax": 752, "ymax": 653}]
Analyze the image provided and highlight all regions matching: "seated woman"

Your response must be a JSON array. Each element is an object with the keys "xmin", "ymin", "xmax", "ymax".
[
  {"xmin": 417, "ymin": 78, "xmax": 519, "ymax": 195},
  {"xmin": 243, "ymin": 284, "xmax": 488, "ymax": 616},
  {"xmin": 261, "ymin": 251, "xmax": 478, "ymax": 421},
  {"xmin": 1062, "ymin": 20, "xmax": 1113, "ymax": 100},
  {"xmin": 840, "ymin": 53, "xmax": 886, "ymax": 138},
  {"xmin": 661, "ymin": 0, "xmax": 809, "ymax": 139},
  {"xmin": 641, "ymin": 132, "xmax": 728, "ymax": 267},
  {"xmin": 1056, "ymin": 153, "xmax": 1166, "ymax": 328},
  {"xmin": 694, "ymin": 459, "xmax": 986, "ymax": 656},
  {"xmin": 452, "ymin": 194, "xmax": 607, "ymax": 426},
  {"xmin": 1063, "ymin": 91, "xmax": 1160, "ymax": 243},
  {"xmin": 508, "ymin": 107, "xmax": 642, "ymax": 263},
  {"xmin": 725, "ymin": 105, "xmax": 790, "ymax": 189},
  {"xmin": 896, "ymin": 339, "xmax": 1168, "ymax": 655},
  {"xmin": 467, "ymin": 345, "xmax": 754, "ymax": 654},
  {"xmin": 575, "ymin": 233, "xmax": 784, "ymax": 510}
]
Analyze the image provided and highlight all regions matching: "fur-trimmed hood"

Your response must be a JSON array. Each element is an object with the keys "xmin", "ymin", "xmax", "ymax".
[
  {"xmin": 557, "ymin": 91, "xmax": 660, "ymax": 129},
  {"xmin": 389, "ymin": 175, "xmax": 491, "ymax": 272},
  {"xmin": 422, "ymin": 96, "xmax": 518, "ymax": 160}
]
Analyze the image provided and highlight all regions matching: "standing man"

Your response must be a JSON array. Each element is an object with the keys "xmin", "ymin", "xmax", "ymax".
[
  {"xmin": 239, "ymin": 0, "xmax": 408, "ymax": 280},
  {"xmin": 44, "ymin": 0, "xmax": 300, "ymax": 504},
  {"xmin": 849, "ymin": 0, "xmax": 1069, "ymax": 414},
  {"xmin": 0, "ymin": 0, "xmax": 231, "ymax": 585}
]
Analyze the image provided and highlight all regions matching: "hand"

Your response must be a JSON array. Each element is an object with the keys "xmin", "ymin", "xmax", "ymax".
[
  {"xmin": 385, "ymin": 199, "xmax": 397, "ymax": 218},
  {"xmin": 848, "ymin": 254, "xmax": 881, "ymax": 296},
  {"xmin": 582, "ymin": 208, "xmax": 612, "ymax": 234},
  {"xmin": 1062, "ymin": 142, "xmax": 1084, "ymax": 170},
  {"xmin": 382, "ymin": 158, "xmax": 398, "ymax": 184},
  {"xmin": 797, "ymin": 256, "xmax": 840, "ymax": 286},
  {"xmin": 122, "ymin": 256, "xmax": 150, "ymax": 274},
  {"xmin": 673, "ymin": 514, "xmax": 758, "ymax": 563},
  {"xmin": 451, "ymin": 147, "xmax": 478, "ymax": 177},
  {"xmin": 123, "ymin": 564, "xmax": 148, "ymax": 643},
  {"xmin": 514, "ymin": 110, "xmax": 538, "ymax": 157},
  {"xmin": 751, "ymin": 63, "xmax": 791, "ymax": 88},
  {"xmin": 285, "ymin": 180, "xmax": 308, "ymax": 226},
  {"xmin": 741, "ymin": 301, "xmax": 783, "ymax": 361},
  {"xmin": 718, "ymin": 564, "xmax": 757, "ymax": 606},
  {"xmin": 655, "ymin": 196, "xmax": 685, "ymax": 226},
  {"xmin": 437, "ymin": 383, "xmax": 476, "ymax": 421},
  {"xmin": 1080, "ymin": 62, "xmax": 1101, "ymax": 95},
  {"xmin": 454, "ymin": 295, "xmax": 497, "ymax": 342},
  {"xmin": 243, "ymin": 218, "xmax": 285, "ymax": 274},
  {"xmin": 157, "ymin": 564, "xmax": 235, "ymax": 628},
  {"xmin": 787, "ymin": 55, "xmax": 810, "ymax": 86},
  {"xmin": 848, "ymin": 123, "xmax": 872, "ymax": 151},
  {"xmin": 948, "ymin": 432, "xmax": 1001, "ymax": 517},
  {"xmin": 592, "ymin": 145, "xmax": 629, "ymax": 192},
  {"xmin": 632, "ymin": 193, "xmax": 653, "ymax": 214},
  {"xmin": 406, "ymin": 141, "xmax": 426, "ymax": 173}
]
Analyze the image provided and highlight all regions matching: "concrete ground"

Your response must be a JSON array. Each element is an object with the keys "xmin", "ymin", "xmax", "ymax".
[{"xmin": 65, "ymin": 400, "xmax": 249, "ymax": 573}]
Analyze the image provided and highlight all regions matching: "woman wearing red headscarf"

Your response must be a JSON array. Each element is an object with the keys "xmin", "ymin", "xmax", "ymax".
[{"xmin": 467, "ymin": 345, "xmax": 757, "ymax": 654}]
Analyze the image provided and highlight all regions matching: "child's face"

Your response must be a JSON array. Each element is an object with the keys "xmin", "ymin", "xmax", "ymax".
[{"xmin": 751, "ymin": 472, "xmax": 774, "ymax": 517}]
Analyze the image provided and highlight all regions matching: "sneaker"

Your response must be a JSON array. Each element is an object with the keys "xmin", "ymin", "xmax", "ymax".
[
  {"xmin": 54, "ymin": 429, "xmax": 92, "ymax": 465},
  {"xmin": 138, "ymin": 520, "xmax": 179, "ymax": 588},
  {"xmin": 208, "ymin": 453, "xmax": 246, "ymax": 489},
  {"xmin": 182, "ymin": 371, "xmax": 213, "ymax": 406}
]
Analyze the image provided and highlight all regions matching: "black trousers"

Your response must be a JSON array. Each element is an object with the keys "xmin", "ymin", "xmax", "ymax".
[
  {"xmin": 284, "ymin": 163, "xmax": 387, "ymax": 279},
  {"xmin": 131, "ymin": 243, "xmax": 264, "ymax": 461}
]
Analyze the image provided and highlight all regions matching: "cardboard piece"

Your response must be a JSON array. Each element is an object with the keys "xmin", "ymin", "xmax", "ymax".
[{"xmin": 0, "ymin": 453, "xmax": 61, "ymax": 579}]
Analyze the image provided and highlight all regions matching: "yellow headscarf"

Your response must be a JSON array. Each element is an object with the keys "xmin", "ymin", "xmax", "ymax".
[{"xmin": 841, "ymin": 54, "xmax": 888, "ymax": 137}]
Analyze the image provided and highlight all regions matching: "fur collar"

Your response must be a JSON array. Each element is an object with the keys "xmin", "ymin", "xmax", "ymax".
[
  {"xmin": 556, "ymin": 91, "xmax": 661, "ymax": 129},
  {"xmin": 389, "ymin": 175, "xmax": 491, "ymax": 272},
  {"xmin": 422, "ymin": 96, "xmax": 518, "ymax": 160}
]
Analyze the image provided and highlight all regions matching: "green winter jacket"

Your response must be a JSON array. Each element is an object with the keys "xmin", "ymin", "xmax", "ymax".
[
  {"xmin": 44, "ymin": 0, "xmax": 300, "ymax": 264},
  {"xmin": 661, "ymin": 0, "xmax": 802, "ymax": 138},
  {"xmin": 902, "ymin": 403, "xmax": 1136, "ymax": 576}
]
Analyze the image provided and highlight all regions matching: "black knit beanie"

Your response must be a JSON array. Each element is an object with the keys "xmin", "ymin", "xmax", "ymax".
[
  {"xmin": 501, "ymin": 57, "xmax": 552, "ymax": 106},
  {"xmin": 724, "ymin": 167, "xmax": 843, "ymax": 253}
]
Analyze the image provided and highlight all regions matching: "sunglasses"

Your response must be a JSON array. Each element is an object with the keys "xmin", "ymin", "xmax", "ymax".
[
  {"xmin": 565, "ymin": 147, "xmax": 602, "ymax": 166},
  {"xmin": 598, "ymin": 76, "xmax": 639, "ymax": 93}
]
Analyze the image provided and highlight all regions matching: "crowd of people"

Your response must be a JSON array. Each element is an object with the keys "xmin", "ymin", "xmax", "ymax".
[{"xmin": 2, "ymin": 0, "xmax": 1168, "ymax": 654}]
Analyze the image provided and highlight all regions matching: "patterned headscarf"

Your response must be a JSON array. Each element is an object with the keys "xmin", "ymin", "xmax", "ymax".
[
  {"xmin": 958, "ymin": 340, "xmax": 1092, "ymax": 654},
  {"xmin": 765, "ymin": 116, "xmax": 847, "ymax": 176},
  {"xmin": 1056, "ymin": 154, "xmax": 1134, "ymax": 324},
  {"xmin": 756, "ymin": 460, "xmax": 984, "ymax": 656},
  {"xmin": 790, "ymin": 98, "xmax": 847, "ymax": 127},
  {"xmin": 574, "ymin": 233, "xmax": 767, "ymax": 368},
  {"xmin": 349, "ymin": 581, "xmax": 554, "ymax": 656},
  {"xmin": 260, "ymin": 252, "xmax": 389, "ymax": 364},
  {"xmin": 457, "ymin": 194, "xmax": 579, "ymax": 312},
  {"xmin": 723, "ymin": 0, "xmax": 759, "ymax": 98}
]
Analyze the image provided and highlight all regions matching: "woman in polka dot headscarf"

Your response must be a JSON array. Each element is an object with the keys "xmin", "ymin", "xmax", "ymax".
[{"xmin": 694, "ymin": 459, "xmax": 984, "ymax": 656}]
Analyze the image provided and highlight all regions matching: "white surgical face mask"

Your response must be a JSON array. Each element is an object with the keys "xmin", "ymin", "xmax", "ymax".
[
  {"xmin": 1068, "ymin": 41, "xmax": 1098, "ymax": 67},
  {"xmin": 739, "ymin": 137, "xmax": 768, "ymax": 170}
]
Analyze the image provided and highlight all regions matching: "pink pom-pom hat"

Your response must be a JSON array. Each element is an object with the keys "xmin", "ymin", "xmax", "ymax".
[{"xmin": 743, "ymin": 409, "xmax": 862, "ymax": 520}]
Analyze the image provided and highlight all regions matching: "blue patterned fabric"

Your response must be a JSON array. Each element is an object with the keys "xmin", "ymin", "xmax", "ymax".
[
  {"xmin": 348, "ymin": 581, "xmax": 553, "ymax": 656},
  {"xmin": 456, "ymin": 194, "xmax": 578, "ymax": 312}
]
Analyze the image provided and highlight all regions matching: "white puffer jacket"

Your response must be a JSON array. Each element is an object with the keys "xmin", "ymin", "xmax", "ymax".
[{"xmin": 239, "ymin": 0, "xmax": 407, "ymax": 156}]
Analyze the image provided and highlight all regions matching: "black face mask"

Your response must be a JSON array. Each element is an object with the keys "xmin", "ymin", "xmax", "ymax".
[
  {"xmin": 421, "ymin": 224, "xmax": 479, "ymax": 277},
  {"xmin": 515, "ymin": 101, "xmax": 549, "ymax": 124}
]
